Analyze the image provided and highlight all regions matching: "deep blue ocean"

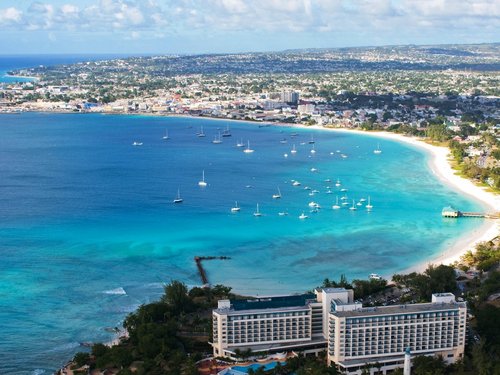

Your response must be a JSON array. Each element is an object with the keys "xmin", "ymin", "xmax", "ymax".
[{"xmin": 0, "ymin": 112, "xmax": 485, "ymax": 374}]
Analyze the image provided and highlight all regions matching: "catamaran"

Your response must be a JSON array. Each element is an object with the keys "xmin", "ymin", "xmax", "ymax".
[
  {"xmin": 374, "ymin": 143, "xmax": 382, "ymax": 154},
  {"xmin": 290, "ymin": 144, "xmax": 297, "ymax": 154},
  {"xmin": 198, "ymin": 170, "xmax": 207, "ymax": 187}
]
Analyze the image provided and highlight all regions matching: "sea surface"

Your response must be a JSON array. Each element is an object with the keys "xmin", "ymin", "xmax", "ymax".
[{"xmin": 0, "ymin": 112, "xmax": 486, "ymax": 374}]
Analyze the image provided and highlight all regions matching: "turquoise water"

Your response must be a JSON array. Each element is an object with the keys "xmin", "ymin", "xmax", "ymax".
[{"xmin": 0, "ymin": 113, "xmax": 484, "ymax": 374}]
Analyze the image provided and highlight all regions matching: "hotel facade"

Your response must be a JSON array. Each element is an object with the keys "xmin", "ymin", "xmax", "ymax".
[{"xmin": 211, "ymin": 289, "xmax": 466, "ymax": 374}]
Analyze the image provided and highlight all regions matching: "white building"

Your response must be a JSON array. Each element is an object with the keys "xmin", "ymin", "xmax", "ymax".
[
  {"xmin": 211, "ymin": 290, "xmax": 466, "ymax": 374},
  {"xmin": 328, "ymin": 293, "xmax": 467, "ymax": 374},
  {"xmin": 211, "ymin": 288, "xmax": 353, "ymax": 358}
]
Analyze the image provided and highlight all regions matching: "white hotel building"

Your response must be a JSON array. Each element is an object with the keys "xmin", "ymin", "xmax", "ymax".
[{"xmin": 211, "ymin": 289, "xmax": 466, "ymax": 374}]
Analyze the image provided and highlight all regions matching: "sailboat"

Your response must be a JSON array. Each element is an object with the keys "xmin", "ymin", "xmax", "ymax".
[
  {"xmin": 198, "ymin": 170, "xmax": 207, "ymax": 187},
  {"xmin": 310, "ymin": 144, "xmax": 316, "ymax": 154},
  {"xmin": 272, "ymin": 187, "xmax": 282, "ymax": 199},
  {"xmin": 222, "ymin": 125, "xmax": 232, "ymax": 137},
  {"xmin": 236, "ymin": 139, "xmax": 245, "ymax": 147},
  {"xmin": 290, "ymin": 144, "xmax": 297, "ymax": 154},
  {"xmin": 308, "ymin": 135, "xmax": 315, "ymax": 144},
  {"xmin": 299, "ymin": 212, "xmax": 309, "ymax": 220},
  {"xmin": 349, "ymin": 199, "xmax": 357, "ymax": 211},
  {"xmin": 332, "ymin": 196, "xmax": 341, "ymax": 210},
  {"xmin": 197, "ymin": 126, "xmax": 206, "ymax": 137},
  {"xmin": 243, "ymin": 140, "xmax": 254, "ymax": 153},
  {"xmin": 366, "ymin": 196, "xmax": 373, "ymax": 210},
  {"xmin": 162, "ymin": 129, "xmax": 170, "ymax": 140},
  {"xmin": 212, "ymin": 132, "xmax": 222, "ymax": 144},
  {"xmin": 173, "ymin": 188, "xmax": 183, "ymax": 203},
  {"xmin": 231, "ymin": 201, "xmax": 240, "ymax": 212},
  {"xmin": 335, "ymin": 179, "xmax": 341, "ymax": 187},
  {"xmin": 253, "ymin": 203, "xmax": 262, "ymax": 217},
  {"xmin": 374, "ymin": 143, "xmax": 382, "ymax": 154}
]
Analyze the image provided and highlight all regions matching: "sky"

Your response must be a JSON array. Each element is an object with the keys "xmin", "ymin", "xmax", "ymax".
[{"xmin": 0, "ymin": 0, "xmax": 498, "ymax": 55}]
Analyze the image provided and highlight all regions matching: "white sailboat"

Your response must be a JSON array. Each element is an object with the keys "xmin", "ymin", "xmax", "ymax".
[
  {"xmin": 162, "ymin": 129, "xmax": 170, "ymax": 140},
  {"xmin": 349, "ymin": 199, "xmax": 357, "ymax": 211},
  {"xmin": 173, "ymin": 188, "xmax": 183, "ymax": 203},
  {"xmin": 299, "ymin": 212, "xmax": 309, "ymax": 219},
  {"xmin": 197, "ymin": 126, "xmax": 205, "ymax": 137},
  {"xmin": 374, "ymin": 143, "xmax": 382, "ymax": 154},
  {"xmin": 236, "ymin": 139, "xmax": 245, "ymax": 147},
  {"xmin": 198, "ymin": 170, "xmax": 207, "ymax": 187},
  {"xmin": 231, "ymin": 201, "xmax": 240, "ymax": 212},
  {"xmin": 366, "ymin": 196, "xmax": 373, "ymax": 210},
  {"xmin": 243, "ymin": 140, "xmax": 254, "ymax": 153},
  {"xmin": 253, "ymin": 203, "xmax": 262, "ymax": 217},
  {"xmin": 212, "ymin": 132, "xmax": 222, "ymax": 144},
  {"xmin": 290, "ymin": 144, "xmax": 297, "ymax": 154},
  {"xmin": 335, "ymin": 179, "xmax": 341, "ymax": 187},
  {"xmin": 332, "ymin": 196, "xmax": 341, "ymax": 210},
  {"xmin": 310, "ymin": 144, "xmax": 316, "ymax": 154},
  {"xmin": 272, "ymin": 187, "xmax": 282, "ymax": 199},
  {"xmin": 132, "ymin": 141, "xmax": 143, "ymax": 146}
]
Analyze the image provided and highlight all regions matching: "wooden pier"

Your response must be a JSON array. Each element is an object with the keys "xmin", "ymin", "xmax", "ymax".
[
  {"xmin": 442, "ymin": 207, "xmax": 499, "ymax": 219},
  {"xmin": 194, "ymin": 256, "xmax": 231, "ymax": 287}
]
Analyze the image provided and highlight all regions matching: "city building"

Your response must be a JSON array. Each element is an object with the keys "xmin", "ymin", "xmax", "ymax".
[
  {"xmin": 211, "ymin": 290, "xmax": 466, "ymax": 375},
  {"xmin": 328, "ymin": 293, "xmax": 467, "ymax": 374},
  {"xmin": 280, "ymin": 91, "xmax": 299, "ymax": 104}
]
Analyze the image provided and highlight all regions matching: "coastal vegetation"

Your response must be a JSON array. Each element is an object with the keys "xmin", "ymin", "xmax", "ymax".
[{"xmin": 65, "ymin": 259, "xmax": 500, "ymax": 374}]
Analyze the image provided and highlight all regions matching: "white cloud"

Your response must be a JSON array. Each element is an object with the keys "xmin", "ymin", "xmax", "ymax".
[
  {"xmin": 0, "ymin": 7, "xmax": 23, "ymax": 25},
  {"xmin": 0, "ymin": 0, "xmax": 497, "ymax": 47}
]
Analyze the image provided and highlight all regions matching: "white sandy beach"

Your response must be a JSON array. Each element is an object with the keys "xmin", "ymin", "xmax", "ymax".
[{"xmin": 314, "ymin": 126, "xmax": 499, "ymax": 273}]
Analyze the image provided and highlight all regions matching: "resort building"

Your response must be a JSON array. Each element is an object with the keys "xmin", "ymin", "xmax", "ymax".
[
  {"xmin": 328, "ymin": 293, "xmax": 467, "ymax": 374},
  {"xmin": 211, "ymin": 288, "xmax": 355, "ymax": 358},
  {"xmin": 211, "ymin": 290, "xmax": 467, "ymax": 374}
]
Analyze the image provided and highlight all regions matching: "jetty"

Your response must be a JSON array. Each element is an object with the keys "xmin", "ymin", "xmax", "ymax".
[
  {"xmin": 194, "ymin": 256, "xmax": 231, "ymax": 287},
  {"xmin": 442, "ymin": 207, "xmax": 500, "ymax": 219}
]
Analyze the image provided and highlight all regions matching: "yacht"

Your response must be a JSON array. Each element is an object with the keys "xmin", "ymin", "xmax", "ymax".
[
  {"xmin": 292, "ymin": 180, "xmax": 301, "ymax": 186},
  {"xmin": 308, "ymin": 135, "xmax": 315, "ymax": 144},
  {"xmin": 173, "ymin": 189, "xmax": 183, "ymax": 203},
  {"xmin": 299, "ymin": 212, "xmax": 309, "ymax": 220},
  {"xmin": 272, "ymin": 187, "xmax": 282, "ymax": 199},
  {"xmin": 212, "ymin": 133, "xmax": 222, "ymax": 144},
  {"xmin": 332, "ymin": 196, "xmax": 341, "ymax": 209},
  {"xmin": 310, "ymin": 144, "xmax": 316, "ymax": 154},
  {"xmin": 310, "ymin": 167, "xmax": 318, "ymax": 172},
  {"xmin": 231, "ymin": 201, "xmax": 240, "ymax": 212},
  {"xmin": 374, "ymin": 143, "xmax": 382, "ymax": 154},
  {"xmin": 222, "ymin": 126, "xmax": 232, "ymax": 137},
  {"xmin": 366, "ymin": 196, "xmax": 373, "ymax": 210},
  {"xmin": 197, "ymin": 126, "xmax": 206, "ymax": 137},
  {"xmin": 236, "ymin": 139, "xmax": 245, "ymax": 147},
  {"xmin": 132, "ymin": 141, "xmax": 143, "ymax": 146},
  {"xmin": 349, "ymin": 200, "xmax": 357, "ymax": 211},
  {"xmin": 253, "ymin": 203, "xmax": 262, "ymax": 217},
  {"xmin": 243, "ymin": 140, "xmax": 254, "ymax": 153},
  {"xmin": 335, "ymin": 179, "xmax": 341, "ymax": 187},
  {"xmin": 162, "ymin": 129, "xmax": 170, "ymax": 140},
  {"xmin": 278, "ymin": 211, "xmax": 288, "ymax": 216},
  {"xmin": 280, "ymin": 138, "xmax": 288, "ymax": 144},
  {"xmin": 198, "ymin": 170, "xmax": 207, "ymax": 187},
  {"xmin": 308, "ymin": 202, "xmax": 320, "ymax": 208},
  {"xmin": 290, "ymin": 144, "xmax": 297, "ymax": 154}
]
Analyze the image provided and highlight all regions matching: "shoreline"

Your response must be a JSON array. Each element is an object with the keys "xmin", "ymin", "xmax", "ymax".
[{"xmin": 313, "ymin": 127, "xmax": 499, "ymax": 274}]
